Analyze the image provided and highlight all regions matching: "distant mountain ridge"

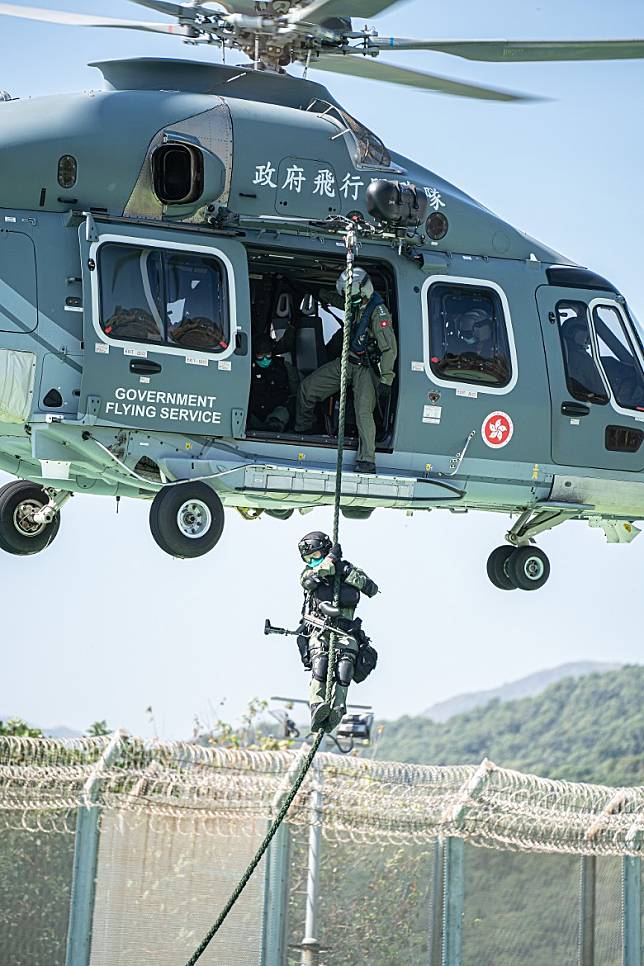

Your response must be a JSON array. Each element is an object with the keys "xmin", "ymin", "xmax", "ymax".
[
  {"xmin": 378, "ymin": 665, "xmax": 643, "ymax": 786},
  {"xmin": 423, "ymin": 661, "xmax": 621, "ymax": 722}
]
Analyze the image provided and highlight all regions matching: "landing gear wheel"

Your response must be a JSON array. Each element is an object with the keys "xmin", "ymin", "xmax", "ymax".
[
  {"xmin": 0, "ymin": 481, "xmax": 60, "ymax": 555},
  {"xmin": 507, "ymin": 546, "xmax": 551, "ymax": 592},
  {"xmin": 341, "ymin": 508, "xmax": 374, "ymax": 521},
  {"xmin": 265, "ymin": 509, "xmax": 294, "ymax": 521},
  {"xmin": 149, "ymin": 483, "xmax": 225, "ymax": 559},
  {"xmin": 486, "ymin": 546, "xmax": 517, "ymax": 591}
]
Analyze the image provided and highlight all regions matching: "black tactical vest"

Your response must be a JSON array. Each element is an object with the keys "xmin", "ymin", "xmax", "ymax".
[{"xmin": 249, "ymin": 357, "xmax": 290, "ymax": 418}]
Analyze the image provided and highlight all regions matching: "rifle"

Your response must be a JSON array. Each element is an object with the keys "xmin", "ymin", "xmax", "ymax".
[{"xmin": 264, "ymin": 608, "xmax": 356, "ymax": 644}]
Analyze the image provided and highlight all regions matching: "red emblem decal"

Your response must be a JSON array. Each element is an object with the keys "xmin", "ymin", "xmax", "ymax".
[{"xmin": 482, "ymin": 411, "xmax": 514, "ymax": 449}]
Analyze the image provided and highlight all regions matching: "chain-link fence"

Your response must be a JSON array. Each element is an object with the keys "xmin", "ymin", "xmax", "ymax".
[{"xmin": 0, "ymin": 735, "xmax": 641, "ymax": 965}]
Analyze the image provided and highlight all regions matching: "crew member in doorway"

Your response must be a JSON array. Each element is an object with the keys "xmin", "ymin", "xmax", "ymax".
[
  {"xmin": 248, "ymin": 334, "xmax": 299, "ymax": 432},
  {"xmin": 294, "ymin": 269, "xmax": 397, "ymax": 475},
  {"xmin": 297, "ymin": 531, "xmax": 378, "ymax": 733}
]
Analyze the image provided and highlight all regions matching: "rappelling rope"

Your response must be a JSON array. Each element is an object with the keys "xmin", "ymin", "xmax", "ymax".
[{"xmin": 185, "ymin": 224, "xmax": 359, "ymax": 966}]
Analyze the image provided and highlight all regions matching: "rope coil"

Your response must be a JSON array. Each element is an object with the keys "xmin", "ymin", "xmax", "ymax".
[{"xmin": 185, "ymin": 224, "xmax": 360, "ymax": 965}]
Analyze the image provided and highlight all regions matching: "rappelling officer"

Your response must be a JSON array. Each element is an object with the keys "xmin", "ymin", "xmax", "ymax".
[
  {"xmin": 294, "ymin": 269, "xmax": 397, "ymax": 475},
  {"xmin": 297, "ymin": 531, "xmax": 378, "ymax": 732}
]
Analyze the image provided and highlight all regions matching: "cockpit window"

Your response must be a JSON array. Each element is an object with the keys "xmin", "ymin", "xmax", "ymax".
[
  {"xmin": 99, "ymin": 243, "xmax": 229, "ymax": 352},
  {"xmin": 556, "ymin": 301, "xmax": 609, "ymax": 404},
  {"xmin": 307, "ymin": 99, "xmax": 391, "ymax": 168},
  {"xmin": 593, "ymin": 303, "xmax": 644, "ymax": 412},
  {"xmin": 427, "ymin": 283, "xmax": 512, "ymax": 387}
]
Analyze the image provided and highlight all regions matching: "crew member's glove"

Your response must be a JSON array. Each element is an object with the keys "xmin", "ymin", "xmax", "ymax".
[
  {"xmin": 328, "ymin": 543, "xmax": 342, "ymax": 564},
  {"xmin": 377, "ymin": 382, "xmax": 392, "ymax": 404},
  {"xmin": 302, "ymin": 573, "xmax": 323, "ymax": 592}
]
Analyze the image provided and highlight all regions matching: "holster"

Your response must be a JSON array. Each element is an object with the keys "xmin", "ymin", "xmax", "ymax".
[{"xmin": 297, "ymin": 635, "xmax": 312, "ymax": 671}]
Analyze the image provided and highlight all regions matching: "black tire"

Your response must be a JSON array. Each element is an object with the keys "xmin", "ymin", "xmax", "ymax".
[
  {"xmin": 265, "ymin": 509, "xmax": 294, "ymax": 521},
  {"xmin": 507, "ymin": 546, "xmax": 551, "ymax": 592},
  {"xmin": 341, "ymin": 508, "xmax": 374, "ymax": 521},
  {"xmin": 0, "ymin": 481, "xmax": 60, "ymax": 555},
  {"xmin": 486, "ymin": 546, "xmax": 517, "ymax": 591},
  {"xmin": 149, "ymin": 483, "xmax": 225, "ymax": 559}
]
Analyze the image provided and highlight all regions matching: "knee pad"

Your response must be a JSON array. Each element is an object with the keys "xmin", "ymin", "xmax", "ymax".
[
  {"xmin": 312, "ymin": 654, "xmax": 329, "ymax": 684},
  {"xmin": 336, "ymin": 654, "xmax": 355, "ymax": 688}
]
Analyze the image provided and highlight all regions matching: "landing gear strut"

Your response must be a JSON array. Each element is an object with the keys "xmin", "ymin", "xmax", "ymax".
[
  {"xmin": 486, "ymin": 502, "xmax": 584, "ymax": 592},
  {"xmin": 0, "ymin": 480, "xmax": 68, "ymax": 555}
]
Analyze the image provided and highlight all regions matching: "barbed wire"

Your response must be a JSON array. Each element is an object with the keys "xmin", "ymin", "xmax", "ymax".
[{"xmin": 0, "ymin": 737, "xmax": 641, "ymax": 856}]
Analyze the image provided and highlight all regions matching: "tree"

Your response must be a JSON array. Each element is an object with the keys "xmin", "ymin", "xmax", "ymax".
[
  {"xmin": 86, "ymin": 720, "xmax": 110, "ymax": 737},
  {"xmin": 0, "ymin": 718, "xmax": 42, "ymax": 737}
]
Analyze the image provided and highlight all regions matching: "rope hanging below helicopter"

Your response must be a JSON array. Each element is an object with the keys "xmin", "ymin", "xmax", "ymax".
[{"xmin": 185, "ymin": 221, "xmax": 360, "ymax": 966}]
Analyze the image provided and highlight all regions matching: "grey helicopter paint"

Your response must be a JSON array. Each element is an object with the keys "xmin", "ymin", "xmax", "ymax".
[{"xmin": 0, "ymin": 0, "xmax": 643, "ymax": 590}]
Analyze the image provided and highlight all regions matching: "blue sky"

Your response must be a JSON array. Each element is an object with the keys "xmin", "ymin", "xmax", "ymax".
[{"xmin": 1, "ymin": 0, "xmax": 642, "ymax": 738}]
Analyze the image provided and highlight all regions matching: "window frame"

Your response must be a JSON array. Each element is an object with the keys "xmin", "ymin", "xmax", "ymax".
[
  {"xmin": 421, "ymin": 275, "xmax": 518, "ymax": 396},
  {"xmin": 588, "ymin": 297, "xmax": 644, "ymax": 422},
  {"xmin": 90, "ymin": 234, "xmax": 238, "ymax": 363},
  {"xmin": 555, "ymin": 299, "xmax": 610, "ymax": 405}
]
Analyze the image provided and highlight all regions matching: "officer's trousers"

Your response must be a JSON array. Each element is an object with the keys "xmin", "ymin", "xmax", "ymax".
[
  {"xmin": 308, "ymin": 630, "xmax": 359, "ymax": 731},
  {"xmin": 295, "ymin": 358, "xmax": 377, "ymax": 464},
  {"xmin": 247, "ymin": 405, "xmax": 290, "ymax": 433}
]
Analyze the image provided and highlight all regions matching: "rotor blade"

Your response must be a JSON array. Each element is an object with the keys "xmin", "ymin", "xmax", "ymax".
[
  {"xmin": 128, "ymin": 0, "xmax": 189, "ymax": 18},
  {"xmin": 0, "ymin": 1, "xmax": 186, "ymax": 32},
  {"xmin": 369, "ymin": 37, "xmax": 644, "ymax": 62},
  {"xmin": 290, "ymin": 0, "xmax": 408, "ymax": 26},
  {"xmin": 311, "ymin": 53, "xmax": 536, "ymax": 102}
]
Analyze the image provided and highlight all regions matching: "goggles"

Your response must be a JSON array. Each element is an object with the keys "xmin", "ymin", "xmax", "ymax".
[
  {"xmin": 302, "ymin": 550, "xmax": 325, "ymax": 563},
  {"xmin": 255, "ymin": 354, "xmax": 272, "ymax": 362}
]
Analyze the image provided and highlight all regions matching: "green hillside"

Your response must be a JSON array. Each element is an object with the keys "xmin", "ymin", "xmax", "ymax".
[{"xmin": 376, "ymin": 665, "xmax": 644, "ymax": 786}]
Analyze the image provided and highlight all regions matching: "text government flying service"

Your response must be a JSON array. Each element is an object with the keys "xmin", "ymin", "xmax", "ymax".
[{"xmin": 105, "ymin": 388, "xmax": 222, "ymax": 424}]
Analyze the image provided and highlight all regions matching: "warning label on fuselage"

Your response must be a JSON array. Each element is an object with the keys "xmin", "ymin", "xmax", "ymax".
[{"xmin": 105, "ymin": 388, "xmax": 222, "ymax": 425}]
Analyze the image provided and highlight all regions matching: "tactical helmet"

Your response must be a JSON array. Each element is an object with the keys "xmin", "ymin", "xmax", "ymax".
[
  {"xmin": 457, "ymin": 308, "xmax": 491, "ymax": 345},
  {"xmin": 336, "ymin": 267, "xmax": 374, "ymax": 302},
  {"xmin": 254, "ymin": 333, "xmax": 275, "ymax": 357},
  {"xmin": 298, "ymin": 531, "xmax": 332, "ymax": 560},
  {"xmin": 561, "ymin": 318, "xmax": 590, "ymax": 349}
]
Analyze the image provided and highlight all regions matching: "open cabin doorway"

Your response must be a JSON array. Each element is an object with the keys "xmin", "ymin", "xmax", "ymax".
[{"xmin": 245, "ymin": 246, "xmax": 398, "ymax": 454}]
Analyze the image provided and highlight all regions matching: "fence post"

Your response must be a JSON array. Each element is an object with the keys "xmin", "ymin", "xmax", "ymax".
[
  {"xmin": 430, "ymin": 838, "xmax": 445, "ymax": 966},
  {"xmin": 262, "ymin": 823, "xmax": 291, "ymax": 966},
  {"xmin": 261, "ymin": 748, "xmax": 311, "ymax": 966},
  {"xmin": 442, "ymin": 837, "xmax": 464, "ymax": 966},
  {"xmin": 578, "ymin": 855, "xmax": 597, "ymax": 966},
  {"xmin": 623, "ymin": 856, "xmax": 642, "ymax": 966},
  {"xmin": 300, "ymin": 760, "xmax": 323, "ymax": 966},
  {"xmin": 65, "ymin": 730, "xmax": 126, "ymax": 966}
]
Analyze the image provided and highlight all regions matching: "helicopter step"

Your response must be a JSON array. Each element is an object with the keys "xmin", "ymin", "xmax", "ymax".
[{"xmin": 0, "ymin": 480, "xmax": 69, "ymax": 555}]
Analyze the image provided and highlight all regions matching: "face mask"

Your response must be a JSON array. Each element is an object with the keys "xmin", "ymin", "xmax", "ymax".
[
  {"xmin": 306, "ymin": 555, "xmax": 325, "ymax": 569},
  {"xmin": 256, "ymin": 356, "xmax": 272, "ymax": 369}
]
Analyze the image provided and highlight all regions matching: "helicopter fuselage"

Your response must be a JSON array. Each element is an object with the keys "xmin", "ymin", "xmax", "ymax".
[{"xmin": 0, "ymin": 59, "xmax": 642, "ymax": 562}]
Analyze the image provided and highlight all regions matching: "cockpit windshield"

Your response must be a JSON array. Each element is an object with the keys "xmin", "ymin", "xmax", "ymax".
[
  {"xmin": 307, "ymin": 99, "xmax": 392, "ymax": 169},
  {"xmin": 593, "ymin": 303, "xmax": 644, "ymax": 412}
]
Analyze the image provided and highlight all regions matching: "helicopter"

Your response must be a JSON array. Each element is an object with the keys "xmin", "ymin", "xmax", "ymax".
[{"xmin": 0, "ymin": 0, "xmax": 643, "ymax": 592}]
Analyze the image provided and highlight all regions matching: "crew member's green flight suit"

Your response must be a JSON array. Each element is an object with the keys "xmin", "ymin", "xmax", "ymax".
[
  {"xmin": 294, "ymin": 291, "xmax": 397, "ymax": 467},
  {"xmin": 300, "ymin": 553, "xmax": 378, "ymax": 732}
]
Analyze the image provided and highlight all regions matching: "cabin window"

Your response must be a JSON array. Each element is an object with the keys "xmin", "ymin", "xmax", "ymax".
[
  {"xmin": 427, "ymin": 283, "xmax": 512, "ymax": 387},
  {"xmin": 556, "ymin": 301, "xmax": 608, "ymax": 404},
  {"xmin": 152, "ymin": 143, "xmax": 204, "ymax": 205},
  {"xmin": 592, "ymin": 304, "xmax": 644, "ymax": 412},
  {"xmin": 98, "ymin": 244, "xmax": 229, "ymax": 352}
]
